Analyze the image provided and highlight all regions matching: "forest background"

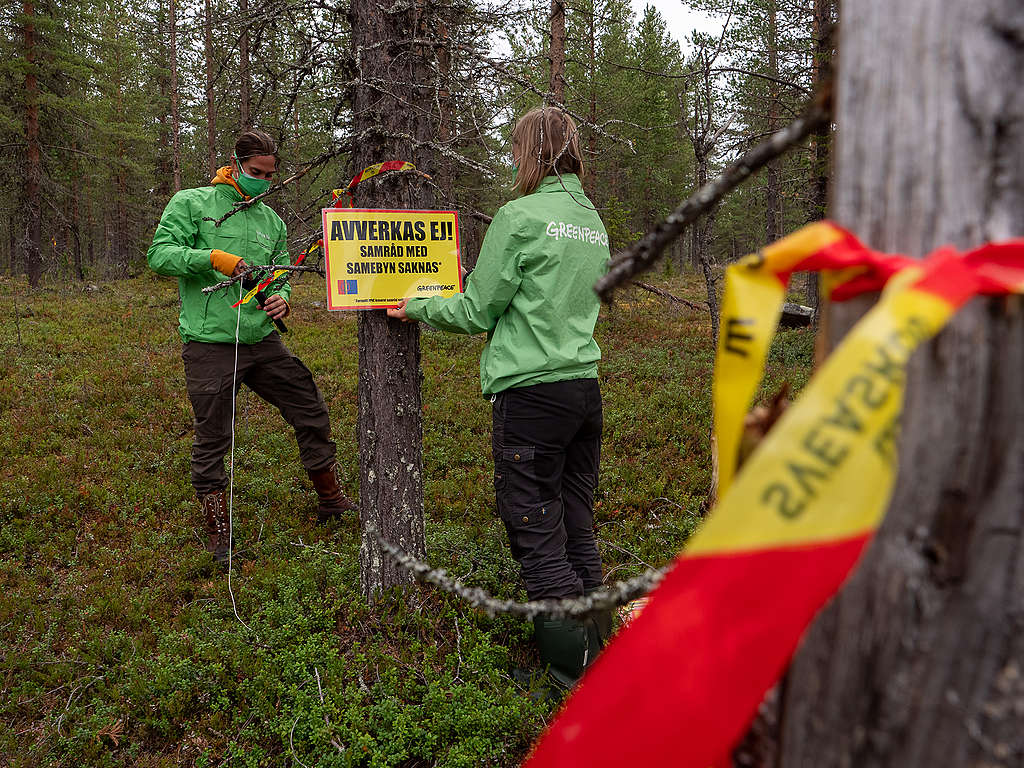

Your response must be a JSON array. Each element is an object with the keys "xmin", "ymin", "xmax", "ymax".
[
  {"xmin": 0, "ymin": 0, "xmax": 830, "ymax": 289},
  {"xmin": 1, "ymin": 0, "xmax": 831, "ymax": 763}
]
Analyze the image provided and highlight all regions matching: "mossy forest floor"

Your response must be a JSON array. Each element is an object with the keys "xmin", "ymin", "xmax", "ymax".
[{"xmin": 0, "ymin": 270, "xmax": 813, "ymax": 766}]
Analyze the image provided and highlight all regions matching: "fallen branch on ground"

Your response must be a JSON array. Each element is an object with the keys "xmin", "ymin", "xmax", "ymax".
[{"xmin": 631, "ymin": 281, "xmax": 708, "ymax": 312}]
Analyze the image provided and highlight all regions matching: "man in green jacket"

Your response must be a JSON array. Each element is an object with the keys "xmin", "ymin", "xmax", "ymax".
[{"xmin": 148, "ymin": 129, "xmax": 354, "ymax": 566}]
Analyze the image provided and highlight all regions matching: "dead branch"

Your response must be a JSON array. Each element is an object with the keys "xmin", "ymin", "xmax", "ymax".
[
  {"xmin": 202, "ymin": 141, "xmax": 355, "ymax": 227},
  {"xmin": 631, "ymin": 281, "xmax": 708, "ymax": 312},
  {"xmin": 200, "ymin": 263, "xmax": 325, "ymax": 295}
]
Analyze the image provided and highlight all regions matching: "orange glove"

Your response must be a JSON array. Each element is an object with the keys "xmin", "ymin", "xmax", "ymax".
[{"xmin": 210, "ymin": 249, "xmax": 242, "ymax": 277}]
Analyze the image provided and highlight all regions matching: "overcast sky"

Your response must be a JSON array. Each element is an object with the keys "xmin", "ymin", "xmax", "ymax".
[{"xmin": 630, "ymin": 0, "xmax": 726, "ymax": 51}]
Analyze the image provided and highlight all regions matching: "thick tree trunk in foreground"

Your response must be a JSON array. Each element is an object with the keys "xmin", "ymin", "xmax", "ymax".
[
  {"xmin": 350, "ymin": 0, "xmax": 434, "ymax": 599},
  {"xmin": 779, "ymin": 2, "xmax": 1024, "ymax": 765}
]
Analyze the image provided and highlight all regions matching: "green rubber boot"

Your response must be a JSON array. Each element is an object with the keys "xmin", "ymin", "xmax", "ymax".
[
  {"xmin": 587, "ymin": 608, "xmax": 614, "ymax": 654},
  {"xmin": 533, "ymin": 616, "xmax": 593, "ymax": 692}
]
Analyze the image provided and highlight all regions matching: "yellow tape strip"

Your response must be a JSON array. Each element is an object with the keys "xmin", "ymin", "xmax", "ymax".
[
  {"xmin": 697, "ymin": 281, "xmax": 954, "ymax": 554},
  {"xmin": 236, "ymin": 267, "xmax": 289, "ymax": 306},
  {"xmin": 712, "ymin": 267, "xmax": 787, "ymax": 496},
  {"xmin": 238, "ymin": 285, "xmax": 261, "ymax": 306},
  {"xmin": 712, "ymin": 224, "xmax": 844, "ymax": 494}
]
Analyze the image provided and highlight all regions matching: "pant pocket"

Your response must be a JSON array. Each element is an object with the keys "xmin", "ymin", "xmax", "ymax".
[
  {"xmin": 494, "ymin": 445, "xmax": 541, "ymax": 520},
  {"xmin": 186, "ymin": 375, "xmax": 223, "ymax": 397},
  {"xmin": 502, "ymin": 497, "xmax": 565, "ymax": 568}
]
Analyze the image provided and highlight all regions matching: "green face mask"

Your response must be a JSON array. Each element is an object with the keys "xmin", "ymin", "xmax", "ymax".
[{"xmin": 234, "ymin": 153, "xmax": 272, "ymax": 197}]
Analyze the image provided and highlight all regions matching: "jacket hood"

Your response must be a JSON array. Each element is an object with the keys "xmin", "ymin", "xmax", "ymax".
[{"xmin": 211, "ymin": 166, "xmax": 248, "ymax": 199}]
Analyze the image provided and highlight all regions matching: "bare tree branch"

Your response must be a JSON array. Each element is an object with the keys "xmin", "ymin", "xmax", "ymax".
[
  {"xmin": 201, "ymin": 263, "xmax": 325, "ymax": 295},
  {"xmin": 202, "ymin": 142, "xmax": 354, "ymax": 226}
]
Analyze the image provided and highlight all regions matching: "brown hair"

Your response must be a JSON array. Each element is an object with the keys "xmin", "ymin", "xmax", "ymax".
[
  {"xmin": 510, "ymin": 107, "xmax": 584, "ymax": 196},
  {"xmin": 234, "ymin": 129, "xmax": 279, "ymax": 167}
]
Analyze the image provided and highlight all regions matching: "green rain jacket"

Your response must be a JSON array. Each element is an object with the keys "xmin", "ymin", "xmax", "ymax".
[
  {"xmin": 405, "ymin": 173, "xmax": 609, "ymax": 396},
  {"xmin": 147, "ymin": 172, "xmax": 291, "ymax": 344}
]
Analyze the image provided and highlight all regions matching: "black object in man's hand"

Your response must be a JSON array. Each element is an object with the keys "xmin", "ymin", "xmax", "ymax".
[{"xmin": 241, "ymin": 274, "xmax": 288, "ymax": 334}]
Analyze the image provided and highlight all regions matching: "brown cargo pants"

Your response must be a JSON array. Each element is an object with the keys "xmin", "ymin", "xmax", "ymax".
[{"xmin": 182, "ymin": 333, "xmax": 337, "ymax": 495}]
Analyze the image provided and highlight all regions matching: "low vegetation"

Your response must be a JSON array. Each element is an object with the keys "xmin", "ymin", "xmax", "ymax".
[{"xmin": 0, "ymin": 270, "xmax": 812, "ymax": 766}]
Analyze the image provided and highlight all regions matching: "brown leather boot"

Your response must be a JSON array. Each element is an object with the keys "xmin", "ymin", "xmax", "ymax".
[
  {"xmin": 200, "ymin": 490, "xmax": 230, "ymax": 566},
  {"xmin": 307, "ymin": 462, "xmax": 357, "ymax": 523}
]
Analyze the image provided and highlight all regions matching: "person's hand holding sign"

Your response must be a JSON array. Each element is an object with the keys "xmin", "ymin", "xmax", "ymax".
[{"xmin": 387, "ymin": 299, "xmax": 412, "ymax": 322}]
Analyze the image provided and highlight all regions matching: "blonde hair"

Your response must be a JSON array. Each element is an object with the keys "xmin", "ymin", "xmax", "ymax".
[{"xmin": 510, "ymin": 107, "xmax": 585, "ymax": 196}]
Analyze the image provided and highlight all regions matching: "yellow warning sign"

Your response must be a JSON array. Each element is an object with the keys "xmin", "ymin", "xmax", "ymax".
[{"xmin": 322, "ymin": 208, "xmax": 463, "ymax": 310}]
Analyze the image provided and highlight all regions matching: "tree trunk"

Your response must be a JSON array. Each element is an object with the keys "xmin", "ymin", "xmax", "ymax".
[
  {"xmin": 292, "ymin": 104, "xmax": 301, "ymax": 220},
  {"xmin": 7, "ymin": 218, "xmax": 15, "ymax": 275},
  {"xmin": 779, "ymin": 2, "xmax": 1024, "ymax": 765},
  {"xmin": 763, "ymin": 0, "xmax": 782, "ymax": 245},
  {"xmin": 239, "ymin": 0, "xmax": 251, "ymax": 129},
  {"xmin": 549, "ymin": 0, "xmax": 567, "ymax": 102},
  {"xmin": 349, "ymin": 0, "xmax": 436, "ymax": 600},
  {"xmin": 71, "ymin": 143, "xmax": 83, "ymax": 281},
  {"xmin": 169, "ymin": 0, "xmax": 181, "ymax": 191},
  {"xmin": 587, "ymin": 0, "xmax": 597, "ymax": 159},
  {"xmin": 157, "ymin": 1, "xmax": 171, "ymax": 198},
  {"xmin": 204, "ymin": 0, "xmax": 218, "ymax": 176},
  {"xmin": 804, "ymin": 0, "xmax": 834, "ymax": 320},
  {"xmin": 22, "ymin": 0, "xmax": 42, "ymax": 288},
  {"xmin": 698, "ymin": 204, "xmax": 719, "ymax": 343},
  {"xmin": 113, "ymin": 32, "xmax": 129, "ymax": 277}
]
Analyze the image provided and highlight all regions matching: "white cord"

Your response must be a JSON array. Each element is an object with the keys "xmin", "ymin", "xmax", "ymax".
[{"xmin": 228, "ymin": 295, "xmax": 254, "ymax": 633}]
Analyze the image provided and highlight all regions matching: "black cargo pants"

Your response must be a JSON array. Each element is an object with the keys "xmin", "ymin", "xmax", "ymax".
[
  {"xmin": 182, "ymin": 333, "xmax": 337, "ymax": 496},
  {"xmin": 492, "ymin": 378, "xmax": 603, "ymax": 600}
]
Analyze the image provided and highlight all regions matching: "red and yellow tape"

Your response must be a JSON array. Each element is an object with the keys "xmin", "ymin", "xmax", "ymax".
[
  {"xmin": 231, "ymin": 238, "xmax": 321, "ymax": 307},
  {"xmin": 523, "ymin": 221, "xmax": 1024, "ymax": 768},
  {"xmin": 331, "ymin": 161, "xmax": 419, "ymax": 207}
]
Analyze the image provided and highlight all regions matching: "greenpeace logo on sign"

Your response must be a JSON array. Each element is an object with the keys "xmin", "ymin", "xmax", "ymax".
[
  {"xmin": 545, "ymin": 220, "xmax": 608, "ymax": 246},
  {"xmin": 416, "ymin": 284, "xmax": 456, "ymax": 292}
]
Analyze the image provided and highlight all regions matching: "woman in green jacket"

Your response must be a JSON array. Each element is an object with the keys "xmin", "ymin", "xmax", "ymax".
[
  {"xmin": 148, "ymin": 129, "xmax": 354, "ymax": 566},
  {"xmin": 389, "ymin": 107, "xmax": 611, "ymax": 688}
]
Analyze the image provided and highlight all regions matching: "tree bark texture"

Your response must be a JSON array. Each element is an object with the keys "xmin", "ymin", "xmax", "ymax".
[
  {"xmin": 349, "ymin": 0, "xmax": 437, "ymax": 600},
  {"xmin": 779, "ymin": 2, "xmax": 1024, "ymax": 765},
  {"xmin": 169, "ymin": 0, "xmax": 181, "ymax": 192},
  {"xmin": 113, "ymin": 36, "xmax": 129, "ymax": 277},
  {"xmin": 71, "ymin": 151, "xmax": 83, "ymax": 281},
  {"xmin": 804, "ymin": 0, "xmax": 835, "ymax": 317},
  {"xmin": 549, "ymin": 0, "xmax": 567, "ymax": 102},
  {"xmin": 239, "ymin": 0, "xmax": 251, "ymax": 129},
  {"xmin": 22, "ymin": 0, "xmax": 42, "ymax": 287},
  {"xmin": 587, "ymin": 0, "xmax": 597, "ymax": 159},
  {"xmin": 204, "ymin": 0, "xmax": 217, "ymax": 176},
  {"xmin": 157, "ymin": 2, "xmax": 171, "ymax": 198},
  {"xmin": 763, "ymin": 0, "xmax": 782, "ymax": 245}
]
